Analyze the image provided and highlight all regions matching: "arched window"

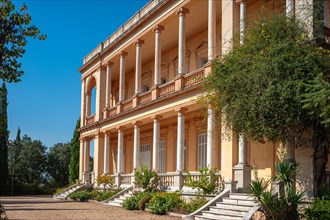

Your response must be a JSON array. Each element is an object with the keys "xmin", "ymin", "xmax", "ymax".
[
  {"xmin": 141, "ymin": 70, "xmax": 152, "ymax": 93},
  {"xmin": 86, "ymin": 77, "xmax": 96, "ymax": 116}
]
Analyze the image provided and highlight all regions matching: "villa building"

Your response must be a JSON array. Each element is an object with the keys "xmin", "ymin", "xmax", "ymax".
[{"xmin": 78, "ymin": 0, "xmax": 330, "ymax": 195}]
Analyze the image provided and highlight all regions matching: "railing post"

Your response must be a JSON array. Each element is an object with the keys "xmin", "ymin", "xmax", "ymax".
[
  {"xmin": 175, "ymin": 75, "xmax": 185, "ymax": 91},
  {"xmin": 173, "ymin": 171, "xmax": 184, "ymax": 190}
]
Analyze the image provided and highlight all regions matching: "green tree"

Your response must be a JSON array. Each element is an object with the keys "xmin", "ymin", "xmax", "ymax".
[
  {"xmin": 15, "ymin": 135, "xmax": 47, "ymax": 185},
  {"xmin": 0, "ymin": 82, "xmax": 9, "ymax": 194},
  {"xmin": 47, "ymin": 143, "xmax": 71, "ymax": 187},
  {"xmin": 8, "ymin": 128, "xmax": 22, "ymax": 195},
  {"xmin": 205, "ymin": 14, "xmax": 330, "ymax": 196},
  {"xmin": 0, "ymin": 0, "xmax": 46, "ymax": 83},
  {"xmin": 69, "ymin": 119, "xmax": 80, "ymax": 184}
]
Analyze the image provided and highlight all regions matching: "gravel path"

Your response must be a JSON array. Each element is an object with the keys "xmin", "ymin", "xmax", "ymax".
[{"xmin": 0, "ymin": 195, "xmax": 181, "ymax": 220}]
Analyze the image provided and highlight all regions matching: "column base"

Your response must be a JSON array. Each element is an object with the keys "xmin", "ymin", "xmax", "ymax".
[
  {"xmin": 114, "ymin": 173, "xmax": 121, "ymax": 187},
  {"xmin": 224, "ymin": 180, "xmax": 238, "ymax": 193},
  {"xmin": 82, "ymin": 171, "xmax": 90, "ymax": 184},
  {"xmin": 233, "ymin": 164, "xmax": 252, "ymax": 192},
  {"xmin": 173, "ymin": 171, "xmax": 184, "ymax": 191}
]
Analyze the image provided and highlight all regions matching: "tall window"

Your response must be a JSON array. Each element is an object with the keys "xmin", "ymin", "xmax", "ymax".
[
  {"xmin": 140, "ymin": 144, "xmax": 151, "ymax": 170},
  {"xmin": 160, "ymin": 141, "xmax": 166, "ymax": 173},
  {"xmin": 198, "ymin": 133, "xmax": 207, "ymax": 168}
]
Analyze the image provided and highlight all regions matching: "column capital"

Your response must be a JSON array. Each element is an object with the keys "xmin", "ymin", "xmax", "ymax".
[
  {"xmin": 117, "ymin": 126, "xmax": 126, "ymax": 131},
  {"xmin": 176, "ymin": 7, "xmax": 189, "ymax": 16},
  {"xmin": 132, "ymin": 121, "xmax": 143, "ymax": 126},
  {"xmin": 153, "ymin": 25, "xmax": 165, "ymax": 33},
  {"xmin": 152, "ymin": 115, "xmax": 163, "ymax": 121},
  {"xmin": 118, "ymin": 51, "xmax": 128, "ymax": 58},
  {"xmin": 175, "ymin": 107, "xmax": 188, "ymax": 115},
  {"xmin": 235, "ymin": 0, "xmax": 246, "ymax": 3},
  {"xmin": 135, "ymin": 39, "xmax": 145, "ymax": 46},
  {"xmin": 107, "ymin": 61, "xmax": 114, "ymax": 67}
]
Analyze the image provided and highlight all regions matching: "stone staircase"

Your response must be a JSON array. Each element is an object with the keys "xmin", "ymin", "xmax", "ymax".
[
  {"xmin": 53, "ymin": 184, "xmax": 85, "ymax": 200},
  {"xmin": 106, "ymin": 186, "xmax": 134, "ymax": 207},
  {"xmin": 194, "ymin": 193, "xmax": 258, "ymax": 220}
]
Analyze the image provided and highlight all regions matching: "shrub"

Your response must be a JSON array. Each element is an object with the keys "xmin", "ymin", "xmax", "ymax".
[
  {"xmin": 184, "ymin": 167, "xmax": 222, "ymax": 196},
  {"xmin": 68, "ymin": 190, "xmax": 93, "ymax": 201},
  {"xmin": 96, "ymin": 175, "xmax": 113, "ymax": 189},
  {"xmin": 147, "ymin": 192, "xmax": 182, "ymax": 215},
  {"xmin": 134, "ymin": 165, "xmax": 159, "ymax": 192},
  {"xmin": 304, "ymin": 198, "xmax": 330, "ymax": 220},
  {"xmin": 95, "ymin": 189, "xmax": 120, "ymax": 202},
  {"xmin": 182, "ymin": 197, "xmax": 208, "ymax": 213},
  {"xmin": 122, "ymin": 191, "xmax": 155, "ymax": 210},
  {"xmin": 249, "ymin": 160, "xmax": 304, "ymax": 219}
]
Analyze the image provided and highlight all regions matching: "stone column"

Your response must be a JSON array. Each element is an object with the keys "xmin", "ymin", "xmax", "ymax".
[
  {"xmin": 208, "ymin": 0, "xmax": 216, "ymax": 61},
  {"xmin": 286, "ymin": 0, "xmax": 293, "ymax": 17},
  {"xmin": 233, "ymin": 0, "xmax": 251, "ymax": 192},
  {"xmin": 233, "ymin": 135, "xmax": 251, "ymax": 192},
  {"xmin": 152, "ymin": 116, "xmax": 162, "ymax": 172},
  {"xmin": 176, "ymin": 108, "xmax": 187, "ymax": 171},
  {"xmin": 135, "ymin": 40, "xmax": 144, "ymax": 95},
  {"xmin": 154, "ymin": 25, "xmax": 164, "ymax": 86},
  {"xmin": 177, "ymin": 8, "xmax": 189, "ymax": 75},
  {"xmin": 207, "ymin": 107, "xmax": 214, "ymax": 167},
  {"xmin": 285, "ymin": 139, "xmax": 295, "ymax": 163},
  {"xmin": 81, "ymin": 79, "xmax": 86, "ymax": 127},
  {"xmin": 119, "ymin": 51, "xmax": 128, "ymax": 102},
  {"xmin": 83, "ymin": 140, "xmax": 90, "ymax": 183},
  {"xmin": 103, "ymin": 132, "xmax": 110, "ymax": 175},
  {"xmin": 133, "ymin": 122, "xmax": 142, "ymax": 171},
  {"xmin": 105, "ymin": 62, "xmax": 113, "ymax": 109},
  {"xmin": 117, "ymin": 128, "xmax": 124, "ymax": 173},
  {"xmin": 239, "ymin": 0, "xmax": 246, "ymax": 45},
  {"xmin": 79, "ymin": 139, "xmax": 84, "ymax": 182}
]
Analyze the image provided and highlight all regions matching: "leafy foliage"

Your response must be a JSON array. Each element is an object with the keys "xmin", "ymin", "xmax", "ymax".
[
  {"xmin": 0, "ymin": 0, "xmax": 46, "ymax": 83},
  {"xmin": 96, "ymin": 175, "xmax": 113, "ymax": 189},
  {"xmin": 68, "ymin": 190, "xmax": 93, "ymax": 202},
  {"xmin": 181, "ymin": 197, "xmax": 208, "ymax": 213},
  {"xmin": 184, "ymin": 167, "xmax": 221, "ymax": 196},
  {"xmin": 305, "ymin": 198, "xmax": 330, "ymax": 220},
  {"xmin": 95, "ymin": 190, "xmax": 119, "ymax": 202},
  {"xmin": 134, "ymin": 164, "xmax": 159, "ymax": 192},
  {"xmin": 249, "ymin": 161, "xmax": 305, "ymax": 220},
  {"xmin": 122, "ymin": 191, "xmax": 155, "ymax": 210},
  {"xmin": 205, "ymin": 13, "xmax": 330, "ymax": 196},
  {"xmin": 69, "ymin": 119, "xmax": 80, "ymax": 184},
  {"xmin": 47, "ymin": 143, "xmax": 71, "ymax": 188},
  {"xmin": 147, "ymin": 192, "xmax": 182, "ymax": 215}
]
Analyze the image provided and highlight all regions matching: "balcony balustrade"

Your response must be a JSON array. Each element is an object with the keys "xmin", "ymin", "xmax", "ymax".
[
  {"xmin": 85, "ymin": 68, "xmax": 205, "ymax": 125},
  {"xmin": 139, "ymin": 91, "xmax": 152, "ymax": 104},
  {"xmin": 159, "ymin": 81, "xmax": 175, "ymax": 97}
]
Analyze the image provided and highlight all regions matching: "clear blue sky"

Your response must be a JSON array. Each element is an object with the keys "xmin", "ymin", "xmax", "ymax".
[{"xmin": 8, "ymin": 0, "xmax": 149, "ymax": 148}]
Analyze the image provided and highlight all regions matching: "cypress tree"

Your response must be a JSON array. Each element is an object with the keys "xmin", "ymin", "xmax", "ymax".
[
  {"xmin": 69, "ymin": 119, "xmax": 80, "ymax": 184},
  {"xmin": 0, "ymin": 82, "xmax": 9, "ymax": 194}
]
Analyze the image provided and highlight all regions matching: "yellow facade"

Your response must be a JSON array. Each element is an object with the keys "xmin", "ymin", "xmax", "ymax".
[{"xmin": 78, "ymin": 0, "xmax": 330, "ymax": 195}]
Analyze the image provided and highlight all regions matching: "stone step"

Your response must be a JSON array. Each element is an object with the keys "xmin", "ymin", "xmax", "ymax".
[
  {"xmin": 114, "ymin": 198, "xmax": 124, "ymax": 203},
  {"xmin": 107, "ymin": 201, "xmax": 122, "ymax": 207},
  {"xmin": 215, "ymin": 202, "xmax": 255, "ymax": 211},
  {"xmin": 195, "ymin": 213, "xmax": 243, "ymax": 220},
  {"xmin": 209, "ymin": 206, "xmax": 248, "ymax": 216},
  {"xmin": 229, "ymin": 193, "xmax": 253, "ymax": 200},
  {"xmin": 221, "ymin": 198, "xmax": 257, "ymax": 206},
  {"xmin": 203, "ymin": 211, "xmax": 243, "ymax": 220}
]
